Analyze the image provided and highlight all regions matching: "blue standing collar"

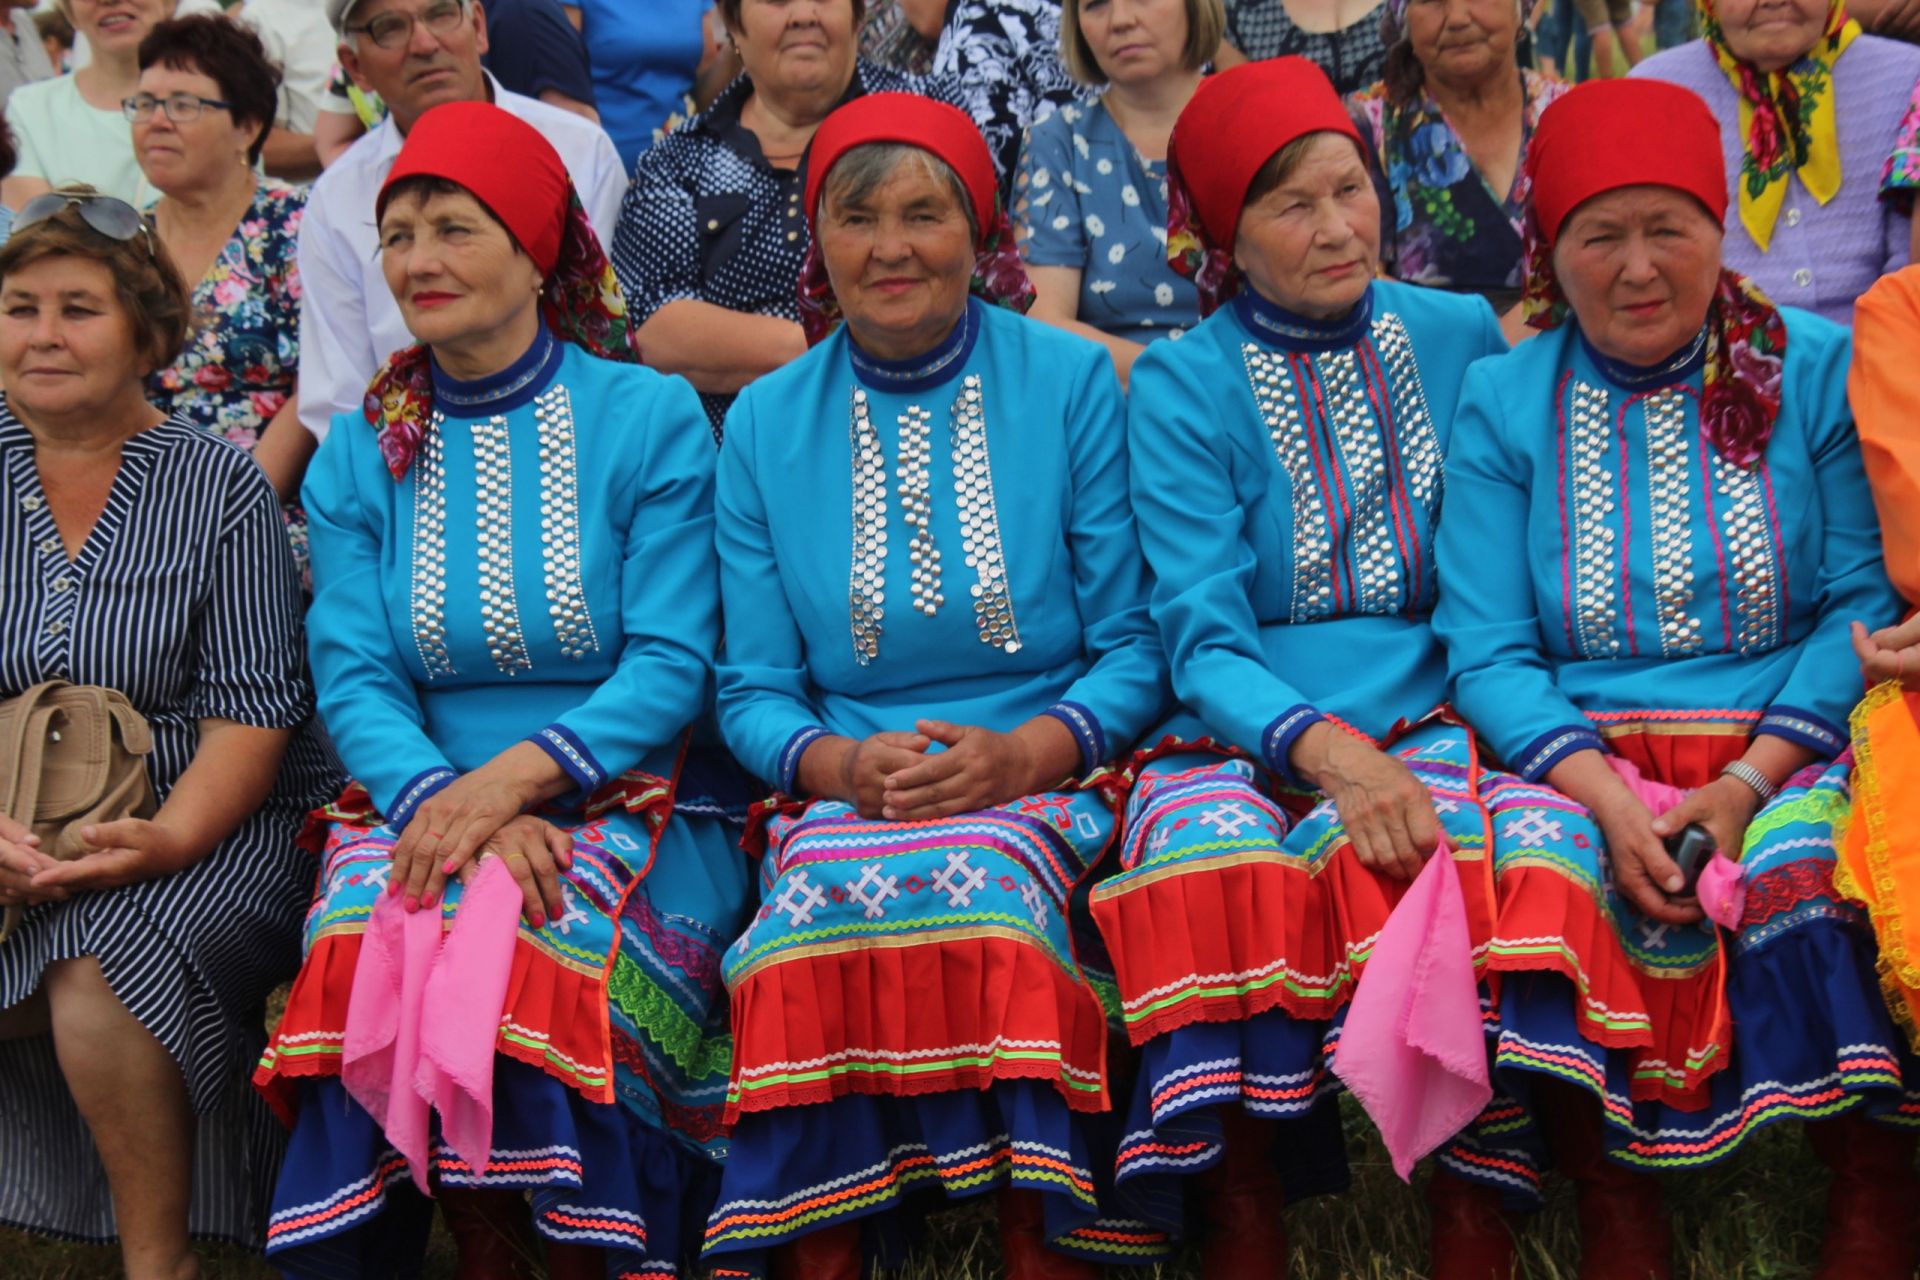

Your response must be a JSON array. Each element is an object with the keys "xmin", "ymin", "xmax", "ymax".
[
  {"xmin": 846, "ymin": 298, "xmax": 982, "ymax": 394},
  {"xmin": 429, "ymin": 321, "xmax": 564, "ymax": 416},
  {"xmin": 1230, "ymin": 283, "xmax": 1374, "ymax": 354}
]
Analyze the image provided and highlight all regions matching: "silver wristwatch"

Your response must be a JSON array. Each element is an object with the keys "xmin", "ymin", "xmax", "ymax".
[{"xmin": 1720, "ymin": 759, "xmax": 1779, "ymax": 804}]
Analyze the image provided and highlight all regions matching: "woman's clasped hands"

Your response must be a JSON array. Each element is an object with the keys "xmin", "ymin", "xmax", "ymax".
[{"xmin": 385, "ymin": 742, "xmax": 575, "ymax": 927}]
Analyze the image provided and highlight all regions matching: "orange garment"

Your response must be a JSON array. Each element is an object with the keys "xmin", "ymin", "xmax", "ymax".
[
  {"xmin": 1848, "ymin": 266, "xmax": 1920, "ymax": 606},
  {"xmin": 1838, "ymin": 267, "xmax": 1920, "ymax": 1049}
]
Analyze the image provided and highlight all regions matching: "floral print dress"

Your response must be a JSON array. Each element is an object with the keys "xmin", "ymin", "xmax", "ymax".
[
  {"xmin": 1349, "ymin": 70, "xmax": 1565, "ymax": 309},
  {"xmin": 149, "ymin": 180, "xmax": 309, "ymax": 586}
]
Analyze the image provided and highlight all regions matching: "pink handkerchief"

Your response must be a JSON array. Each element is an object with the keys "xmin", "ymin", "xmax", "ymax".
[
  {"xmin": 1332, "ymin": 843, "xmax": 1491, "ymax": 1181},
  {"xmin": 1694, "ymin": 852, "xmax": 1748, "ymax": 931},
  {"xmin": 341, "ymin": 889, "xmax": 442, "ymax": 1192},
  {"xmin": 417, "ymin": 855, "xmax": 523, "ymax": 1177},
  {"xmin": 340, "ymin": 858, "xmax": 525, "ymax": 1193}
]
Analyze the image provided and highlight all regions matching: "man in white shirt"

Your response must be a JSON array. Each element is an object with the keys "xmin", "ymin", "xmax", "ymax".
[
  {"xmin": 234, "ymin": 0, "xmax": 337, "ymax": 178},
  {"xmin": 298, "ymin": 0, "xmax": 624, "ymax": 441}
]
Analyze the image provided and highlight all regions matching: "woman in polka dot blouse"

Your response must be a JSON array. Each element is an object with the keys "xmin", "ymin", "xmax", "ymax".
[
  {"xmin": 611, "ymin": 0, "xmax": 934, "ymax": 438},
  {"xmin": 1013, "ymin": 0, "xmax": 1219, "ymax": 386}
]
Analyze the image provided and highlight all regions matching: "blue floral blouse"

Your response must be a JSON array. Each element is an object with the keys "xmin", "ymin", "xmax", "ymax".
[
  {"xmin": 1013, "ymin": 100, "xmax": 1200, "ymax": 342},
  {"xmin": 149, "ymin": 180, "xmax": 308, "ymax": 583}
]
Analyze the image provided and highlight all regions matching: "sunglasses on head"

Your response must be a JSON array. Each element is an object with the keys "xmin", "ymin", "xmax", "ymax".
[{"xmin": 14, "ymin": 191, "xmax": 155, "ymax": 257}]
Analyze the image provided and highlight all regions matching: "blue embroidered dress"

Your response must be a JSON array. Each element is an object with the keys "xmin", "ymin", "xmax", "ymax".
[
  {"xmin": 706, "ymin": 299, "xmax": 1170, "ymax": 1272},
  {"xmin": 256, "ymin": 328, "xmax": 753, "ymax": 1277},
  {"xmin": 1432, "ymin": 310, "xmax": 1919, "ymax": 1190},
  {"xmin": 1088, "ymin": 280, "xmax": 1517, "ymax": 1226}
]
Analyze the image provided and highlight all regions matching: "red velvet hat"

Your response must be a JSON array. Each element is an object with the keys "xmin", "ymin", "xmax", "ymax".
[
  {"xmin": 1167, "ymin": 57, "xmax": 1364, "ymax": 258},
  {"xmin": 1526, "ymin": 78, "xmax": 1727, "ymax": 248},
  {"xmin": 803, "ymin": 93, "xmax": 999, "ymax": 246},
  {"xmin": 378, "ymin": 101, "xmax": 569, "ymax": 275}
]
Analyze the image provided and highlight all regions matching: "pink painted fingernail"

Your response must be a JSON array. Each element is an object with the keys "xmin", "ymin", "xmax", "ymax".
[
  {"xmin": 421, "ymin": 892, "xmax": 437, "ymax": 909},
  {"xmin": 529, "ymin": 911, "xmax": 545, "ymax": 929},
  {"xmin": 404, "ymin": 895, "xmax": 419, "ymax": 912},
  {"xmin": 443, "ymin": 858, "xmax": 459, "ymax": 875}
]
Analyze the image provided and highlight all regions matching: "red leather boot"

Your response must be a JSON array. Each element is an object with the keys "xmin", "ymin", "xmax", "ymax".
[
  {"xmin": 997, "ymin": 1187, "xmax": 1100, "ymax": 1280},
  {"xmin": 1809, "ymin": 1113, "xmax": 1920, "ymax": 1280},
  {"xmin": 543, "ymin": 1241, "xmax": 605, "ymax": 1280},
  {"xmin": 1195, "ymin": 1106, "xmax": 1288, "ymax": 1280},
  {"xmin": 1537, "ymin": 1083, "xmax": 1669, "ymax": 1280},
  {"xmin": 1426, "ymin": 1170, "xmax": 1518, "ymax": 1280},
  {"xmin": 770, "ymin": 1220, "xmax": 864, "ymax": 1280},
  {"xmin": 440, "ymin": 1188, "xmax": 540, "ymax": 1280}
]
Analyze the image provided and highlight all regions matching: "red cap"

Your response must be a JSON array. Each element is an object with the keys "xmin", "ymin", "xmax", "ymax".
[
  {"xmin": 378, "ymin": 101, "xmax": 569, "ymax": 275},
  {"xmin": 1526, "ymin": 78, "xmax": 1727, "ymax": 248},
  {"xmin": 1167, "ymin": 57, "xmax": 1364, "ymax": 256},
  {"xmin": 803, "ymin": 93, "xmax": 999, "ymax": 246}
]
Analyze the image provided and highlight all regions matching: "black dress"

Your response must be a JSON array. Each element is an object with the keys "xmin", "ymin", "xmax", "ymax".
[{"xmin": 0, "ymin": 412, "xmax": 340, "ymax": 1247}]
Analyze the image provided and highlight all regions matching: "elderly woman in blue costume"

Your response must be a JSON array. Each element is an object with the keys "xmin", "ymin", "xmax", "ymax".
[
  {"xmin": 252, "ymin": 102, "xmax": 751, "ymax": 1280},
  {"xmin": 1434, "ymin": 78, "xmax": 1918, "ymax": 1280},
  {"xmin": 705, "ymin": 92, "xmax": 1169, "ymax": 1280},
  {"xmin": 1084, "ymin": 56, "xmax": 1517, "ymax": 1279}
]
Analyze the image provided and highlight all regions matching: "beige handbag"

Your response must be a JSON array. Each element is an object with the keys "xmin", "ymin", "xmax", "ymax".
[{"xmin": 0, "ymin": 681, "xmax": 157, "ymax": 942}]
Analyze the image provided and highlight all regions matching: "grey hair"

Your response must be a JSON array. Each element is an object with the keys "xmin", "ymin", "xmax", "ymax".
[{"xmin": 816, "ymin": 142, "xmax": 978, "ymax": 241}]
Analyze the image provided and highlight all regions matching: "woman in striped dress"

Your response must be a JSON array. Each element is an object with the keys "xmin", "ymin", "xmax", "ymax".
[{"xmin": 0, "ymin": 187, "xmax": 340, "ymax": 1277}]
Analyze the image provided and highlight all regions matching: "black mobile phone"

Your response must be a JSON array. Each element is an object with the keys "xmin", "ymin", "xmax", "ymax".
[{"xmin": 1664, "ymin": 823, "xmax": 1717, "ymax": 897}]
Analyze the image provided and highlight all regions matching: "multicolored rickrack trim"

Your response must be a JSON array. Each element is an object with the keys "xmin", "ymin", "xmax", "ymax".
[
  {"xmin": 1522, "ymin": 210, "xmax": 1787, "ymax": 470},
  {"xmin": 364, "ymin": 189, "xmax": 641, "ymax": 481}
]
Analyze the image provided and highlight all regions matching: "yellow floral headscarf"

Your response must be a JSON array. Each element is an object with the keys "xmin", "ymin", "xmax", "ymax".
[{"xmin": 1702, "ymin": 0, "xmax": 1860, "ymax": 251}]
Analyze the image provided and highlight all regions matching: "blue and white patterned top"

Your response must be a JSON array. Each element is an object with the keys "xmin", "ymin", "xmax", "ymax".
[{"xmin": 1013, "ymin": 100, "xmax": 1199, "ymax": 342}]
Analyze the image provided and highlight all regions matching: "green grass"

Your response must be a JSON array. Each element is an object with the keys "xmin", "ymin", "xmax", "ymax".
[{"xmin": 0, "ymin": 1103, "xmax": 1831, "ymax": 1278}]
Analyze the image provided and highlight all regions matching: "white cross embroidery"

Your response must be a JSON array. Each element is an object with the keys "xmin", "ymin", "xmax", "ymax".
[
  {"xmin": 1638, "ymin": 920, "xmax": 1670, "ymax": 949},
  {"xmin": 1020, "ymin": 880, "xmax": 1050, "ymax": 927},
  {"xmin": 551, "ymin": 884, "xmax": 590, "ymax": 936},
  {"xmin": 1147, "ymin": 826, "xmax": 1172, "ymax": 857},
  {"xmin": 1501, "ymin": 808, "xmax": 1564, "ymax": 846},
  {"xmin": 931, "ymin": 850, "xmax": 989, "ymax": 908},
  {"xmin": 1433, "ymin": 797, "xmax": 1462, "ymax": 815},
  {"xmin": 844, "ymin": 864, "xmax": 901, "ymax": 921},
  {"xmin": 773, "ymin": 871, "xmax": 829, "ymax": 928},
  {"xmin": 1199, "ymin": 802, "xmax": 1259, "ymax": 839}
]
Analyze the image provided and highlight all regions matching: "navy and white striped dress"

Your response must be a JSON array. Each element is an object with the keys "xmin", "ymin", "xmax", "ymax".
[{"xmin": 0, "ymin": 411, "xmax": 340, "ymax": 1247}]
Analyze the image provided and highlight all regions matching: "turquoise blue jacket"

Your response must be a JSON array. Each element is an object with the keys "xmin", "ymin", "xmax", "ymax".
[
  {"xmin": 304, "ymin": 328, "xmax": 720, "ymax": 823},
  {"xmin": 1126, "ymin": 279, "xmax": 1505, "ymax": 780},
  {"xmin": 1433, "ymin": 310, "xmax": 1899, "ymax": 780},
  {"xmin": 715, "ymin": 299, "xmax": 1169, "ymax": 790}
]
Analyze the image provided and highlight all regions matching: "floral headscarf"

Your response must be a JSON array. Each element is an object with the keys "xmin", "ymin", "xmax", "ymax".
[
  {"xmin": 360, "ymin": 103, "xmax": 641, "ymax": 481},
  {"xmin": 1703, "ymin": 0, "xmax": 1859, "ymax": 251},
  {"xmin": 1165, "ymin": 58, "xmax": 1366, "ymax": 317},
  {"xmin": 794, "ymin": 92, "xmax": 1034, "ymax": 347},
  {"xmin": 1524, "ymin": 80, "xmax": 1786, "ymax": 469}
]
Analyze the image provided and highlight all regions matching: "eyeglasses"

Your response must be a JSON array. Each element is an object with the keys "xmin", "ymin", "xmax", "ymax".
[
  {"xmin": 15, "ymin": 191, "xmax": 156, "ymax": 257},
  {"xmin": 346, "ymin": 0, "xmax": 469, "ymax": 51},
  {"xmin": 121, "ymin": 92, "xmax": 233, "ymax": 124}
]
